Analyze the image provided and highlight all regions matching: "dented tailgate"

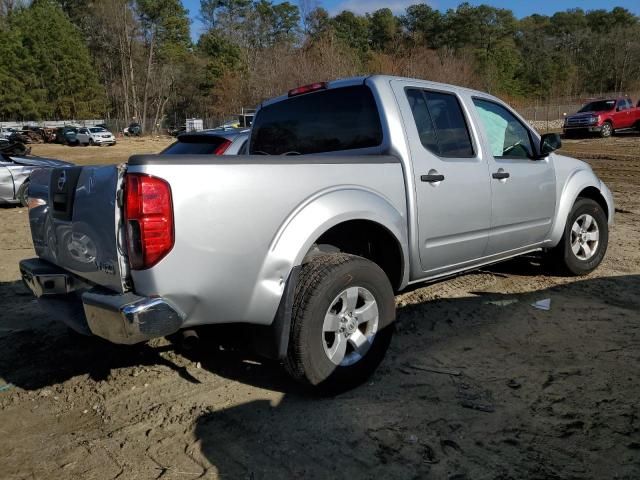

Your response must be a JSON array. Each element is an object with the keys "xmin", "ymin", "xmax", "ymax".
[{"xmin": 28, "ymin": 165, "xmax": 127, "ymax": 293}]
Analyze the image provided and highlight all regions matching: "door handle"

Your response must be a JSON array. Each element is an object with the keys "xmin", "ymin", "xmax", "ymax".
[
  {"xmin": 421, "ymin": 174, "xmax": 445, "ymax": 182},
  {"xmin": 492, "ymin": 171, "xmax": 510, "ymax": 180}
]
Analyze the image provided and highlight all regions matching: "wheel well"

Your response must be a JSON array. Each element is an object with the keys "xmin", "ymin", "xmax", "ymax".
[
  {"xmin": 577, "ymin": 186, "xmax": 609, "ymax": 218},
  {"xmin": 310, "ymin": 220, "xmax": 404, "ymax": 291}
]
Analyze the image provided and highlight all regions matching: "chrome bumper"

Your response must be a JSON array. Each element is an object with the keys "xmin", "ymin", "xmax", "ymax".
[
  {"xmin": 83, "ymin": 291, "xmax": 184, "ymax": 345},
  {"xmin": 20, "ymin": 257, "xmax": 80, "ymax": 297},
  {"xmin": 20, "ymin": 258, "xmax": 184, "ymax": 344}
]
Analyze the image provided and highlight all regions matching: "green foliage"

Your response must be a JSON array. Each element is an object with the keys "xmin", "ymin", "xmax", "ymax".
[
  {"xmin": 0, "ymin": 26, "xmax": 38, "ymax": 119},
  {"xmin": 251, "ymin": 0, "xmax": 300, "ymax": 47},
  {"xmin": 332, "ymin": 10, "xmax": 369, "ymax": 53},
  {"xmin": 401, "ymin": 4, "xmax": 445, "ymax": 49},
  {"xmin": 0, "ymin": 0, "xmax": 104, "ymax": 120},
  {"xmin": 137, "ymin": 0, "xmax": 191, "ymax": 59},
  {"xmin": 368, "ymin": 8, "xmax": 398, "ymax": 52},
  {"xmin": 2, "ymin": 1, "xmax": 640, "ymax": 122},
  {"xmin": 197, "ymin": 28, "xmax": 242, "ymax": 79}
]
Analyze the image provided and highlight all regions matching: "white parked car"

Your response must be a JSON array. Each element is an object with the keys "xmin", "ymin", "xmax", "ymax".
[{"xmin": 76, "ymin": 126, "xmax": 116, "ymax": 146}]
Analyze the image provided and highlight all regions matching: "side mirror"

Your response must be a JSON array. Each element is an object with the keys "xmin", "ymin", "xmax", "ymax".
[{"xmin": 538, "ymin": 133, "xmax": 561, "ymax": 157}]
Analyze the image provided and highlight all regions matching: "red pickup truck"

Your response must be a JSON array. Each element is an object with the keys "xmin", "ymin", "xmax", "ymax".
[{"xmin": 563, "ymin": 97, "xmax": 640, "ymax": 138}]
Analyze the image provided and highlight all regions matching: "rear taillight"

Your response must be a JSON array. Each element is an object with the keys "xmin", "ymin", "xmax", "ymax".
[
  {"xmin": 213, "ymin": 139, "xmax": 232, "ymax": 155},
  {"xmin": 124, "ymin": 173, "xmax": 174, "ymax": 270}
]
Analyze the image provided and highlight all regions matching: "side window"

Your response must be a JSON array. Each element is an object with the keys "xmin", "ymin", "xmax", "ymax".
[
  {"xmin": 617, "ymin": 99, "xmax": 629, "ymax": 111},
  {"xmin": 473, "ymin": 98, "xmax": 534, "ymax": 159},
  {"xmin": 406, "ymin": 88, "xmax": 474, "ymax": 158}
]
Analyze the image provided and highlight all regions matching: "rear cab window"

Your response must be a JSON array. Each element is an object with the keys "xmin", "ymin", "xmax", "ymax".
[
  {"xmin": 250, "ymin": 85, "xmax": 383, "ymax": 155},
  {"xmin": 162, "ymin": 135, "xmax": 229, "ymax": 155},
  {"xmin": 405, "ymin": 88, "xmax": 474, "ymax": 157}
]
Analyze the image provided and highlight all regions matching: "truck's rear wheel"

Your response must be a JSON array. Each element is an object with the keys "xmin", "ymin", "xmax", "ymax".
[
  {"xmin": 600, "ymin": 121, "xmax": 613, "ymax": 138},
  {"xmin": 548, "ymin": 198, "xmax": 608, "ymax": 276},
  {"xmin": 284, "ymin": 254, "xmax": 395, "ymax": 394}
]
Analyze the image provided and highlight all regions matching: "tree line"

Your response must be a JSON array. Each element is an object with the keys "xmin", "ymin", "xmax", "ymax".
[{"xmin": 1, "ymin": 0, "xmax": 639, "ymax": 130}]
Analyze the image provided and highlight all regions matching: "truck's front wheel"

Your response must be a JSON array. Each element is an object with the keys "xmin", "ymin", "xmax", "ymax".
[
  {"xmin": 548, "ymin": 198, "xmax": 608, "ymax": 276},
  {"xmin": 600, "ymin": 121, "xmax": 613, "ymax": 138},
  {"xmin": 284, "ymin": 254, "xmax": 395, "ymax": 394}
]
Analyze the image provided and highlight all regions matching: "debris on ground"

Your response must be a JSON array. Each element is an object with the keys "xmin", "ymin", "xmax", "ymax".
[
  {"xmin": 531, "ymin": 298, "xmax": 551, "ymax": 310},
  {"xmin": 484, "ymin": 299, "xmax": 519, "ymax": 307}
]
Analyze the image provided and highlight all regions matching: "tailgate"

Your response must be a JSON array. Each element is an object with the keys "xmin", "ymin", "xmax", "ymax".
[{"xmin": 28, "ymin": 165, "xmax": 128, "ymax": 293}]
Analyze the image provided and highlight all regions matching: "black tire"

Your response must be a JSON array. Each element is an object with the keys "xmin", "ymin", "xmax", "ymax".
[
  {"xmin": 548, "ymin": 198, "xmax": 608, "ymax": 276},
  {"xmin": 89, "ymin": 138, "xmax": 95, "ymax": 146},
  {"xmin": 17, "ymin": 180, "xmax": 29, "ymax": 207},
  {"xmin": 600, "ymin": 121, "xmax": 613, "ymax": 138},
  {"xmin": 284, "ymin": 253, "xmax": 395, "ymax": 394}
]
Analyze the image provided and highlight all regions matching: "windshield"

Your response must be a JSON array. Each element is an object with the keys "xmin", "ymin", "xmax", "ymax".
[
  {"xmin": 578, "ymin": 100, "xmax": 615, "ymax": 113},
  {"xmin": 90, "ymin": 127, "xmax": 106, "ymax": 133},
  {"xmin": 250, "ymin": 85, "xmax": 383, "ymax": 155}
]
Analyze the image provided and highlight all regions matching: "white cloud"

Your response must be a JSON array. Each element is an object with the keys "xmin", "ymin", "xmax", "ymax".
[{"xmin": 330, "ymin": 0, "xmax": 434, "ymax": 16}]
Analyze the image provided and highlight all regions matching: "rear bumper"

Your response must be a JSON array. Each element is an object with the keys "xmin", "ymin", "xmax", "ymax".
[{"xmin": 19, "ymin": 258, "xmax": 184, "ymax": 344}]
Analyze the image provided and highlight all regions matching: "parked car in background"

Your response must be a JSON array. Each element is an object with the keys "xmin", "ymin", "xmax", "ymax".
[
  {"xmin": 1, "ymin": 153, "xmax": 72, "ymax": 206},
  {"xmin": 167, "ymin": 125, "xmax": 186, "ymax": 137},
  {"xmin": 563, "ymin": 97, "xmax": 640, "ymax": 138},
  {"xmin": 162, "ymin": 128, "xmax": 249, "ymax": 155},
  {"xmin": 76, "ymin": 126, "xmax": 116, "ymax": 146},
  {"xmin": 123, "ymin": 122, "xmax": 142, "ymax": 137},
  {"xmin": 0, "ymin": 127, "xmax": 21, "ymax": 140},
  {"xmin": 55, "ymin": 126, "xmax": 79, "ymax": 145}
]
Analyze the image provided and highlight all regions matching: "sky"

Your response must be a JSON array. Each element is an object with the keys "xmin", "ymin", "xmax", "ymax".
[{"xmin": 182, "ymin": 0, "xmax": 640, "ymax": 40}]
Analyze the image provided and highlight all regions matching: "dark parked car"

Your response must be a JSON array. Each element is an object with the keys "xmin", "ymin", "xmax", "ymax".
[
  {"xmin": 124, "ymin": 122, "xmax": 142, "ymax": 137},
  {"xmin": 55, "ymin": 126, "xmax": 79, "ymax": 145}
]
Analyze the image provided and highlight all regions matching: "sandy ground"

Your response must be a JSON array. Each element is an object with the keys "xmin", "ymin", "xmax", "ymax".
[
  {"xmin": 29, "ymin": 136, "xmax": 174, "ymax": 165},
  {"xmin": 0, "ymin": 135, "xmax": 639, "ymax": 479}
]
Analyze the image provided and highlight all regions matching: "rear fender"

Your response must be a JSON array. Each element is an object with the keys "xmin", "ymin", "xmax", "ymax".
[{"xmin": 244, "ymin": 187, "xmax": 409, "ymax": 325}]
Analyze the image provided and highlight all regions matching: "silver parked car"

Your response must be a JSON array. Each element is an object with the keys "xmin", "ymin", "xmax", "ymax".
[
  {"xmin": 20, "ymin": 76, "xmax": 613, "ymax": 393},
  {"xmin": 1, "ymin": 154, "xmax": 73, "ymax": 206}
]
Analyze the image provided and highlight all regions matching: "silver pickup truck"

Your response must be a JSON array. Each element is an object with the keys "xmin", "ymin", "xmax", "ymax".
[{"xmin": 20, "ymin": 76, "xmax": 613, "ymax": 393}]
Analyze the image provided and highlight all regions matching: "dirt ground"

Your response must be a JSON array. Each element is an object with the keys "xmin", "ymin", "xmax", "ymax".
[
  {"xmin": 1, "ymin": 135, "xmax": 639, "ymax": 479},
  {"xmin": 29, "ymin": 136, "xmax": 174, "ymax": 165}
]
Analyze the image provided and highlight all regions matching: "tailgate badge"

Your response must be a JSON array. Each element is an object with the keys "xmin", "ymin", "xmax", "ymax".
[{"xmin": 57, "ymin": 170, "xmax": 67, "ymax": 191}]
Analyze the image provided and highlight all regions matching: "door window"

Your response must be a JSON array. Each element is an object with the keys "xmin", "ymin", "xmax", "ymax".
[
  {"xmin": 406, "ymin": 89, "xmax": 474, "ymax": 157},
  {"xmin": 473, "ymin": 98, "xmax": 534, "ymax": 159},
  {"xmin": 617, "ymin": 99, "xmax": 629, "ymax": 111}
]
